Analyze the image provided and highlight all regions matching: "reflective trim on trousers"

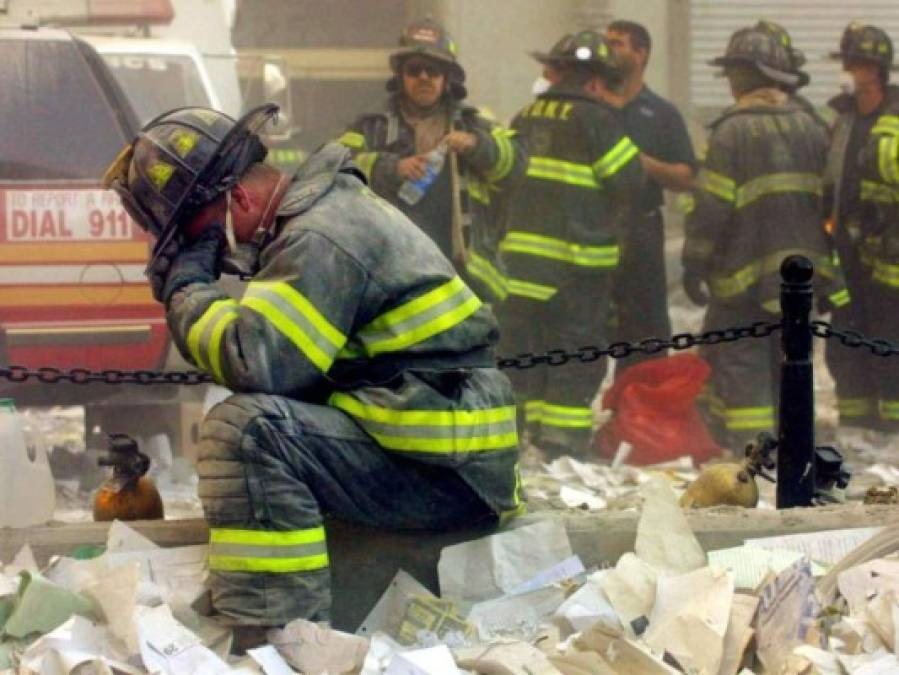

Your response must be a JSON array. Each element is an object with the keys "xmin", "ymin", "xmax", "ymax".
[
  {"xmin": 466, "ymin": 251, "xmax": 508, "ymax": 300},
  {"xmin": 329, "ymin": 392, "xmax": 519, "ymax": 453},
  {"xmin": 500, "ymin": 231, "xmax": 619, "ymax": 267},
  {"xmin": 722, "ymin": 406, "xmax": 775, "ymax": 432},
  {"xmin": 506, "ymin": 278, "xmax": 558, "ymax": 301},
  {"xmin": 838, "ymin": 398, "xmax": 876, "ymax": 418},
  {"xmin": 539, "ymin": 403, "xmax": 594, "ymax": 429},
  {"xmin": 208, "ymin": 526, "xmax": 329, "ymax": 573}
]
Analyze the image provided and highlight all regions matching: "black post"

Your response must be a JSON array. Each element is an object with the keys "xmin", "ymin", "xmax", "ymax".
[{"xmin": 777, "ymin": 255, "xmax": 816, "ymax": 508}]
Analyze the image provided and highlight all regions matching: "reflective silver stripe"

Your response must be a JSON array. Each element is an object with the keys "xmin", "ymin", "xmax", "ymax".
[{"xmin": 210, "ymin": 540, "xmax": 328, "ymax": 560}]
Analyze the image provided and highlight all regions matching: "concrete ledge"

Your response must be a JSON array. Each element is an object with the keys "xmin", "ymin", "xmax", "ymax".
[{"xmin": 3, "ymin": 504, "xmax": 899, "ymax": 631}]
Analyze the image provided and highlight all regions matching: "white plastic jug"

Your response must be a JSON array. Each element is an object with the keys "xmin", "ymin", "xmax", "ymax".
[{"xmin": 0, "ymin": 399, "xmax": 55, "ymax": 528}]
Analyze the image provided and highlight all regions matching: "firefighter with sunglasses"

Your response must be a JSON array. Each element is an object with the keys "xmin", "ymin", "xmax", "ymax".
[{"xmin": 336, "ymin": 18, "xmax": 526, "ymax": 304}]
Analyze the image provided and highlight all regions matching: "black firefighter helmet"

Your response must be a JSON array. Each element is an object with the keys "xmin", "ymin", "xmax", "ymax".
[
  {"xmin": 388, "ymin": 18, "xmax": 466, "ymax": 100},
  {"xmin": 831, "ymin": 22, "xmax": 898, "ymax": 73},
  {"xmin": 531, "ymin": 30, "xmax": 624, "ymax": 86},
  {"xmin": 754, "ymin": 20, "xmax": 811, "ymax": 89},
  {"xmin": 103, "ymin": 105, "xmax": 278, "ymax": 267},
  {"xmin": 710, "ymin": 26, "xmax": 800, "ymax": 89}
]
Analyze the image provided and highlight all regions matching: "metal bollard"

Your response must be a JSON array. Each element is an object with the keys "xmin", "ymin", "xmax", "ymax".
[{"xmin": 777, "ymin": 255, "xmax": 816, "ymax": 508}]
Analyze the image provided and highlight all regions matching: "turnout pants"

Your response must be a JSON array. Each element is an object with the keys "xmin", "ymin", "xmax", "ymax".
[
  {"xmin": 614, "ymin": 209, "xmax": 672, "ymax": 375},
  {"xmin": 699, "ymin": 299, "xmax": 780, "ymax": 451},
  {"xmin": 197, "ymin": 393, "xmax": 495, "ymax": 626},
  {"xmin": 498, "ymin": 274, "xmax": 611, "ymax": 456}
]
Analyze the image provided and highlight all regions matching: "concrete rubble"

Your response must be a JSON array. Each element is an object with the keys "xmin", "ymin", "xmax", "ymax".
[{"xmin": 3, "ymin": 474, "xmax": 899, "ymax": 674}]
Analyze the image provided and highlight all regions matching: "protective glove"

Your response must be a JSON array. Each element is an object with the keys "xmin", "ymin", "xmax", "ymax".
[
  {"xmin": 682, "ymin": 269, "xmax": 709, "ymax": 307},
  {"xmin": 148, "ymin": 225, "xmax": 224, "ymax": 305}
]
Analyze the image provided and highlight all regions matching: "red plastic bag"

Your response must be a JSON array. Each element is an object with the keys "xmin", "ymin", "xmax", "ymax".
[{"xmin": 595, "ymin": 353, "xmax": 720, "ymax": 465}]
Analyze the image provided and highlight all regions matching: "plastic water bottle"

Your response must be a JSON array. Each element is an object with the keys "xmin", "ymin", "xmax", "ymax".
[
  {"xmin": 0, "ymin": 398, "xmax": 55, "ymax": 527},
  {"xmin": 398, "ymin": 144, "xmax": 447, "ymax": 205}
]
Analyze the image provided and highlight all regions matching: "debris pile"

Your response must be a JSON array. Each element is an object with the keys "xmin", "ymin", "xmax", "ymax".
[{"xmin": 4, "ymin": 478, "xmax": 899, "ymax": 674}]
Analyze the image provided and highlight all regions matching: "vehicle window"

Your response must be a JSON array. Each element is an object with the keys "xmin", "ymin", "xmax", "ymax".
[
  {"xmin": 0, "ymin": 38, "xmax": 130, "ymax": 181},
  {"xmin": 101, "ymin": 54, "xmax": 212, "ymax": 125}
]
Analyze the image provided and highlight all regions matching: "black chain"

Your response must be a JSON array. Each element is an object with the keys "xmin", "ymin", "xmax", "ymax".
[
  {"xmin": 810, "ymin": 320, "xmax": 899, "ymax": 357},
  {"xmin": 0, "ymin": 320, "xmax": 786, "ymax": 385}
]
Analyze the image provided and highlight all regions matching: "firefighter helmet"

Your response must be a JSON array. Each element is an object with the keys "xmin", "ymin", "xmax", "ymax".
[
  {"xmin": 103, "ymin": 104, "xmax": 277, "ymax": 265},
  {"xmin": 709, "ymin": 26, "xmax": 800, "ymax": 88},
  {"xmin": 830, "ymin": 22, "xmax": 897, "ymax": 72},
  {"xmin": 530, "ymin": 33, "xmax": 575, "ymax": 66},
  {"xmin": 388, "ymin": 18, "xmax": 466, "ymax": 98},
  {"xmin": 532, "ymin": 30, "xmax": 623, "ymax": 84},
  {"xmin": 754, "ymin": 20, "xmax": 810, "ymax": 88}
]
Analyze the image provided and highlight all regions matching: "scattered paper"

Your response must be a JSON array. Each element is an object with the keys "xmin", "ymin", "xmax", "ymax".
[
  {"xmin": 575, "ymin": 622, "xmax": 679, "ymax": 674},
  {"xmin": 755, "ymin": 558, "xmax": 825, "ymax": 674},
  {"xmin": 643, "ymin": 566, "xmax": 734, "ymax": 675},
  {"xmin": 18, "ymin": 615, "xmax": 141, "ymax": 675},
  {"xmin": 78, "ymin": 561, "xmax": 140, "ymax": 653},
  {"xmin": 838, "ymin": 558, "xmax": 899, "ymax": 616},
  {"xmin": 598, "ymin": 553, "xmax": 658, "ymax": 626},
  {"xmin": 438, "ymin": 520, "xmax": 572, "ymax": 606},
  {"xmin": 746, "ymin": 527, "xmax": 883, "ymax": 566},
  {"xmin": 507, "ymin": 556, "xmax": 585, "ymax": 597},
  {"xmin": 106, "ymin": 520, "xmax": 160, "ymax": 553},
  {"xmin": 385, "ymin": 644, "xmax": 459, "ymax": 675},
  {"xmin": 559, "ymin": 486, "xmax": 606, "ymax": 510},
  {"xmin": 635, "ymin": 478, "xmax": 705, "ymax": 576},
  {"xmin": 716, "ymin": 593, "xmax": 758, "ymax": 675},
  {"xmin": 455, "ymin": 639, "xmax": 565, "ymax": 675},
  {"xmin": 2, "ymin": 571, "xmax": 94, "ymax": 639},
  {"xmin": 136, "ymin": 603, "xmax": 229, "ymax": 675},
  {"xmin": 105, "ymin": 544, "xmax": 208, "ymax": 608},
  {"xmin": 360, "ymin": 633, "xmax": 405, "ymax": 675},
  {"xmin": 396, "ymin": 596, "xmax": 474, "ymax": 647},
  {"xmin": 248, "ymin": 645, "xmax": 299, "ymax": 675},
  {"xmin": 4, "ymin": 546, "xmax": 38, "ymax": 577},
  {"xmin": 552, "ymin": 570, "xmax": 621, "ymax": 634},
  {"xmin": 358, "ymin": 570, "xmax": 436, "ymax": 638},
  {"xmin": 269, "ymin": 618, "xmax": 368, "ymax": 674},
  {"xmin": 467, "ymin": 586, "xmax": 566, "ymax": 642},
  {"xmin": 709, "ymin": 546, "xmax": 826, "ymax": 590}
]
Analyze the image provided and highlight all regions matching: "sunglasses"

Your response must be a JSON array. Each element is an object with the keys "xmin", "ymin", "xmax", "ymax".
[{"xmin": 403, "ymin": 61, "xmax": 445, "ymax": 78}]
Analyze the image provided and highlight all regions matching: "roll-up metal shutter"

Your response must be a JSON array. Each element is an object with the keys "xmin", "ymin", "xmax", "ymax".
[{"xmin": 691, "ymin": 0, "xmax": 899, "ymax": 112}]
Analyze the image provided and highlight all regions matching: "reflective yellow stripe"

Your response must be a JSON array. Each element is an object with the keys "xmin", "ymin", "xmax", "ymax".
[
  {"xmin": 329, "ymin": 392, "xmax": 518, "ymax": 453},
  {"xmin": 485, "ymin": 127, "xmax": 516, "ymax": 182},
  {"xmin": 697, "ymin": 169, "xmax": 736, "ymax": 203},
  {"xmin": 879, "ymin": 136, "xmax": 899, "ymax": 184},
  {"xmin": 734, "ymin": 172, "xmax": 822, "ymax": 209},
  {"xmin": 861, "ymin": 179, "xmax": 899, "ymax": 204},
  {"xmin": 881, "ymin": 400, "xmax": 899, "ymax": 420},
  {"xmin": 241, "ymin": 281, "xmax": 346, "ymax": 372},
  {"xmin": 337, "ymin": 131, "xmax": 366, "ymax": 150},
  {"xmin": 524, "ymin": 400, "xmax": 544, "ymax": 423},
  {"xmin": 723, "ymin": 406, "xmax": 775, "ymax": 431},
  {"xmin": 839, "ymin": 398, "xmax": 875, "ymax": 417},
  {"xmin": 592, "ymin": 136, "xmax": 639, "ymax": 180},
  {"xmin": 710, "ymin": 249, "xmax": 838, "ymax": 299},
  {"xmin": 873, "ymin": 114, "xmax": 899, "ymax": 136},
  {"xmin": 468, "ymin": 179, "xmax": 490, "ymax": 206},
  {"xmin": 354, "ymin": 152, "xmax": 378, "ymax": 182},
  {"xmin": 208, "ymin": 526, "xmax": 329, "ymax": 574},
  {"xmin": 351, "ymin": 276, "xmax": 481, "ymax": 356},
  {"xmin": 500, "ymin": 462, "xmax": 526, "ymax": 526},
  {"xmin": 500, "ymin": 231, "xmax": 619, "ymax": 268},
  {"xmin": 466, "ymin": 251, "xmax": 508, "ymax": 300},
  {"xmin": 187, "ymin": 299, "xmax": 239, "ymax": 382},
  {"xmin": 540, "ymin": 403, "xmax": 593, "ymax": 429},
  {"xmin": 828, "ymin": 289, "xmax": 851, "ymax": 308},
  {"xmin": 507, "ymin": 278, "xmax": 557, "ymax": 301},
  {"xmin": 679, "ymin": 193, "xmax": 696, "ymax": 215},
  {"xmin": 527, "ymin": 156, "xmax": 598, "ymax": 189},
  {"xmin": 872, "ymin": 258, "xmax": 899, "ymax": 288}
]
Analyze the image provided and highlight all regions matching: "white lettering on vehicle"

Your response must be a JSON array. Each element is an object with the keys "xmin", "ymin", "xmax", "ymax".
[{"xmin": 1, "ymin": 189, "xmax": 136, "ymax": 241}]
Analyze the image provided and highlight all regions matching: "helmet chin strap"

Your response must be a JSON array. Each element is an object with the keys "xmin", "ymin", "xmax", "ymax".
[{"xmin": 223, "ymin": 189, "xmax": 240, "ymax": 255}]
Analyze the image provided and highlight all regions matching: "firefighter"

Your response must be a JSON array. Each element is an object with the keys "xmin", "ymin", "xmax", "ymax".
[
  {"xmin": 604, "ymin": 20, "xmax": 697, "ymax": 375},
  {"xmin": 103, "ymin": 105, "xmax": 521, "ymax": 646},
  {"xmin": 336, "ymin": 18, "xmax": 525, "ymax": 305},
  {"xmin": 826, "ymin": 23, "xmax": 899, "ymax": 449},
  {"xmin": 499, "ymin": 30, "xmax": 644, "ymax": 458},
  {"xmin": 530, "ymin": 34, "xmax": 572, "ymax": 95},
  {"xmin": 684, "ymin": 26, "xmax": 848, "ymax": 451}
]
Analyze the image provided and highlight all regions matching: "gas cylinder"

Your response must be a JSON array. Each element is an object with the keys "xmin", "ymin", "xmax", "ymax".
[{"xmin": 93, "ymin": 433, "xmax": 164, "ymax": 521}]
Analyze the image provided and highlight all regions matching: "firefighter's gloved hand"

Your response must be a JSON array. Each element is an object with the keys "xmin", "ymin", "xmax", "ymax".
[
  {"xmin": 150, "ymin": 226, "xmax": 225, "ymax": 305},
  {"xmin": 683, "ymin": 270, "xmax": 709, "ymax": 307}
]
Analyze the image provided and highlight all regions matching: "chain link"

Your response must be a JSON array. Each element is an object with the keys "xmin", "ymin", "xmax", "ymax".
[
  {"xmin": 0, "ymin": 320, "xmax": 790, "ymax": 384},
  {"xmin": 811, "ymin": 321, "xmax": 899, "ymax": 358}
]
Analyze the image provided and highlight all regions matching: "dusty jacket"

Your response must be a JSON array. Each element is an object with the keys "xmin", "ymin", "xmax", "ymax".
[
  {"xmin": 167, "ymin": 143, "xmax": 521, "ymax": 517},
  {"xmin": 685, "ymin": 88, "xmax": 848, "ymax": 312},
  {"xmin": 499, "ymin": 83, "xmax": 644, "ymax": 301},
  {"xmin": 337, "ymin": 98, "xmax": 526, "ymax": 304},
  {"xmin": 859, "ymin": 86, "xmax": 899, "ymax": 289}
]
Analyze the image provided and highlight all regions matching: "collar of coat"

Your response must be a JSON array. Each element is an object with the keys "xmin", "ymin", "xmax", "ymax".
[
  {"xmin": 275, "ymin": 142, "xmax": 358, "ymax": 220},
  {"xmin": 828, "ymin": 83, "xmax": 899, "ymax": 116}
]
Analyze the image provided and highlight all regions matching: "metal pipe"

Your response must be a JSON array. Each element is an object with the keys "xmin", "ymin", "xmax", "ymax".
[{"xmin": 776, "ymin": 255, "xmax": 816, "ymax": 508}]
